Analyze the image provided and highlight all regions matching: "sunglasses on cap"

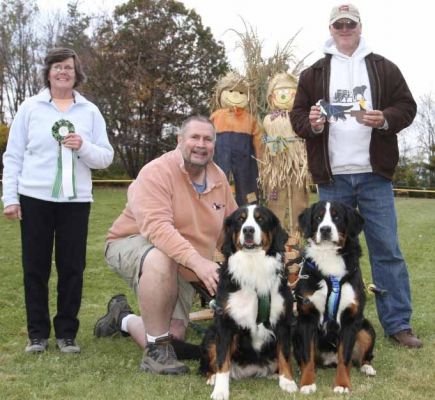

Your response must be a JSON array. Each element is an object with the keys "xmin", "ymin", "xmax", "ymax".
[{"xmin": 332, "ymin": 20, "xmax": 358, "ymax": 30}]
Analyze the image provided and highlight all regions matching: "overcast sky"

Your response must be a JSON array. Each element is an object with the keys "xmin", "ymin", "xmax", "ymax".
[{"xmin": 38, "ymin": 0, "xmax": 434, "ymax": 101}]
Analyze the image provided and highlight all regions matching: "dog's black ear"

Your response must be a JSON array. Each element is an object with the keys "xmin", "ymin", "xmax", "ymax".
[
  {"xmin": 346, "ymin": 206, "xmax": 364, "ymax": 237},
  {"xmin": 222, "ymin": 213, "xmax": 236, "ymax": 257},
  {"xmin": 276, "ymin": 227, "xmax": 289, "ymax": 253},
  {"xmin": 298, "ymin": 206, "xmax": 313, "ymax": 239},
  {"xmin": 271, "ymin": 215, "xmax": 289, "ymax": 253}
]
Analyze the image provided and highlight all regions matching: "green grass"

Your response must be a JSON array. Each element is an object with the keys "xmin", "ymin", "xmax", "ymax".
[{"xmin": 0, "ymin": 188, "xmax": 434, "ymax": 399}]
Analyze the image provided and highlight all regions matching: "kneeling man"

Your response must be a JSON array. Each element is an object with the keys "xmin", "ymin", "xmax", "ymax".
[{"xmin": 94, "ymin": 115, "xmax": 237, "ymax": 374}]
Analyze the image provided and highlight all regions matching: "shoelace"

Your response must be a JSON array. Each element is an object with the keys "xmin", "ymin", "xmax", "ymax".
[
  {"xmin": 30, "ymin": 338, "xmax": 43, "ymax": 345},
  {"xmin": 63, "ymin": 338, "xmax": 75, "ymax": 347},
  {"xmin": 149, "ymin": 343, "xmax": 177, "ymax": 363}
]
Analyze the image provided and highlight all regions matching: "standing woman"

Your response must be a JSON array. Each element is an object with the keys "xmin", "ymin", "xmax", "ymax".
[{"xmin": 2, "ymin": 48, "xmax": 114, "ymax": 353}]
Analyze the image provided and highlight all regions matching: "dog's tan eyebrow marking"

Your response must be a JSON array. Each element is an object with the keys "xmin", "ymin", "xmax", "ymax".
[{"xmin": 316, "ymin": 209, "xmax": 326, "ymax": 218}]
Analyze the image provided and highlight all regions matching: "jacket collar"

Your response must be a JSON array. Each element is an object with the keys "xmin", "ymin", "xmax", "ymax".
[{"xmin": 36, "ymin": 88, "xmax": 87, "ymax": 104}]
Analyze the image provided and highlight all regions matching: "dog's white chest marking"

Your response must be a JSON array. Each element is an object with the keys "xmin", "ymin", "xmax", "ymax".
[
  {"xmin": 308, "ymin": 280, "xmax": 328, "ymax": 325},
  {"xmin": 228, "ymin": 250, "xmax": 282, "ymax": 294},
  {"xmin": 337, "ymin": 282, "xmax": 356, "ymax": 323},
  {"xmin": 306, "ymin": 244, "xmax": 346, "ymax": 278},
  {"xmin": 227, "ymin": 250, "xmax": 284, "ymax": 351},
  {"xmin": 304, "ymin": 245, "xmax": 356, "ymax": 325}
]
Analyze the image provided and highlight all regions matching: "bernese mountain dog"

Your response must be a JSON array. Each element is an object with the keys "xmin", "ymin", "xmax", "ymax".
[
  {"xmin": 294, "ymin": 201, "xmax": 376, "ymax": 394},
  {"xmin": 199, "ymin": 204, "xmax": 297, "ymax": 399}
]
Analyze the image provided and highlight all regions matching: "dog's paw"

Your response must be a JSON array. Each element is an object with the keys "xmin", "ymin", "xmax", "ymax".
[
  {"xmin": 211, "ymin": 388, "xmax": 229, "ymax": 400},
  {"xmin": 333, "ymin": 386, "xmax": 350, "ymax": 394},
  {"xmin": 360, "ymin": 364, "xmax": 376, "ymax": 376},
  {"xmin": 211, "ymin": 372, "xmax": 230, "ymax": 400},
  {"xmin": 206, "ymin": 374, "xmax": 216, "ymax": 385},
  {"xmin": 300, "ymin": 384, "xmax": 317, "ymax": 394},
  {"xmin": 279, "ymin": 376, "xmax": 298, "ymax": 393}
]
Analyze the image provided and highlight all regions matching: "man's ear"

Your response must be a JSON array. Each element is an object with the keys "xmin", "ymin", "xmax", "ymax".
[{"xmin": 177, "ymin": 134, "xmax": 182, "ymax": 144}]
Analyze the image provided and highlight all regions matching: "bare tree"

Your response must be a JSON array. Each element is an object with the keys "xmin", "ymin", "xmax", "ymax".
[
  {"xmin": 0, "ymin": 0, "xmax": 41, "ymax": 120},
  {"xmin": 38, "ymin": 8, "xmax": 65, "ymax": 53},
  {"xmin": 414, "ymin": 93, "xmax": 435, "ymax": 186}
]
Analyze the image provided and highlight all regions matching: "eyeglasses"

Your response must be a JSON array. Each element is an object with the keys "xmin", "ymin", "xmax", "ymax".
[
  {"xmin": 332, "ymin": 20, "xmax": 358, "ymax": 30},
  {"xmin": 52, "ymin": 65, "xmax": 75, "ymax": 73}
]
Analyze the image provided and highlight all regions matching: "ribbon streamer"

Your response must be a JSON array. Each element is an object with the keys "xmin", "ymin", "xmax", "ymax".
[{"xmin": 51, "ymin": 119, "xmax": 76, "ymax": 199}]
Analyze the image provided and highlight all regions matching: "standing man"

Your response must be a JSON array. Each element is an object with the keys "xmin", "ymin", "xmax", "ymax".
[
  {"xmin": 290, "ymin": 4, "xmax": 422, "ymax": 348},
  {"xmin": 94, "ymin": 115, "xmax": 238, "ymax": 374}
]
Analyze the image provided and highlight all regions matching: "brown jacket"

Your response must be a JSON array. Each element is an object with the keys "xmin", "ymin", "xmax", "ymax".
[{"xmin": 290, "ymin": 53, "xmax": 416, "ymax": 183}]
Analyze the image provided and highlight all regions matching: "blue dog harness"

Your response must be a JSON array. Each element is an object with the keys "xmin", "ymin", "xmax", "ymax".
[{"xmin": 304, "ymin": 258, "xmax": 342, "ymax": 322}]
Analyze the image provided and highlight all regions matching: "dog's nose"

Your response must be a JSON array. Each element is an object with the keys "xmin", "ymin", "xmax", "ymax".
[
  {"xmin": 243, "ymin": 226, "xmax": 255, "ymax": 236},
  {"xmin": 320, "ymin": 226, "xmax": 331, "ymax": 237}
]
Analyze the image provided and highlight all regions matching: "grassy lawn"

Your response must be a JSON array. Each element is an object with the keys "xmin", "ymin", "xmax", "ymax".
[{"xmin": 0, "ymin": 187, "xmax": 434, "ymax": 399}]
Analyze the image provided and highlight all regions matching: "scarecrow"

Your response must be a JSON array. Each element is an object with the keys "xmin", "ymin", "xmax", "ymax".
[
  {"xmin": 259, "ymin": 72, "xmax": 310, "ymax": 236},
  {"xmin": 210, "ymin": 71, "xmax": 263, "ymax": 206}
]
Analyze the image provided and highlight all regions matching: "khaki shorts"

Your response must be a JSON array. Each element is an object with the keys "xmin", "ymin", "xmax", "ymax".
[{"xmin": 105, "ymin": 235, "xmax": 195, "ymax": 327}]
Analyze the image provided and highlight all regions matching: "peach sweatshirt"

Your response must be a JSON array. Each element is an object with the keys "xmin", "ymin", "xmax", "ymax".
[{"xmin": 107, "ymin": 148, "xmax": 237, "ymax": 281}]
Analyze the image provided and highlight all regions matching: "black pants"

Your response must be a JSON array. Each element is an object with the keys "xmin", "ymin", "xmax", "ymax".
[{"xmin": 20, "ymin": 195, "xmax": 90, "ymax": 339}]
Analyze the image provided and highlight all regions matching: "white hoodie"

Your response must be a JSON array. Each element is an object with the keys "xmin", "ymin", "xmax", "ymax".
[
  {"xmin": 2, "ymin": 88, "xmax": 114, "ymax": 207},
  {"xmin": 323, "ymin": 37, "xmax": 373, "ymax": 175}
]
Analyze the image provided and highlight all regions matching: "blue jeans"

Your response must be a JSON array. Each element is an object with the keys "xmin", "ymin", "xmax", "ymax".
[{"xmin": 318, "ymin": 173, "xmax": 412, "ymax": 336}]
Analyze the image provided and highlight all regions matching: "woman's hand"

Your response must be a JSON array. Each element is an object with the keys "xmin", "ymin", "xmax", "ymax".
[
  {"xmin": 4, "ymin": 204, "xmax": 22, "ymax": 220},
  {"xmin": 62, "ymin": 133, "xmax": 83, "ymax": 150}
]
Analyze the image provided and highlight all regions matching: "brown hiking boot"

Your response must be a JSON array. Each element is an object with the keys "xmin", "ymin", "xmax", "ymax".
[
  {"xmin": 94, "ymin": 294, "xmax": 133, "ymax": 337},
  {"xmin": 390, "ymin": 329, "xmax": 422, "ymax": 348},
  {"xmin": 140, "ymin": 335, "xmax": 189, "ymax": 375}
]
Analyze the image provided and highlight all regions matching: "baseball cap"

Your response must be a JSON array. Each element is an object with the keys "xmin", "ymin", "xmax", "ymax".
[{"xmin": 330, "ymin": 4, "xmax": 361, "ymax": 24}]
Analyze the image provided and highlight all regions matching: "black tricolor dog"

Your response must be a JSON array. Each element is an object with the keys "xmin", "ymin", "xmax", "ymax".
[
  {"xmin": 293, "ymin": 201, "xmax": 376, "ymax": 394},
  {"xmin": 200, "ymin": 204, "xmax": 297, "ymax": 399}
]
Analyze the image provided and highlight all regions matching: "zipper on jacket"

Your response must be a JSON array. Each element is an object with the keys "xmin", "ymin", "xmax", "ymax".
[
  {"xmin": 365, "ymin": 54, "xmax": 381, "ymax": 112},
  {"xmin": 365, "ymin": 54, "xmax": 381, "ymax": 176},
  {"xmin": 322, "ymin": 61, "xmax": 334, "ymax": 183}
]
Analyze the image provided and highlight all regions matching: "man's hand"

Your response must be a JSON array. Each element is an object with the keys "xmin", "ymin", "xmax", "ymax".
[
  {"xmin": 309, "ymin": 105, "xmax": 325, "ymax": 132},
  {"xmin": 4, "ymin": 204, "xmax": 21, "ymax": 220},
  {"xmin": 362, "ymin": 110, "xmax": 386, "ymax": 129},
  {"xmin": 186, "ymin": 254, "xmax": 220, "ymax": 296}
]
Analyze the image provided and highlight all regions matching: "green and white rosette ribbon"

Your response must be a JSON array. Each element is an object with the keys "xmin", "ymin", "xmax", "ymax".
[{"xmin": 52, "ymin": 119, "xmax": 76, "ymax": 199}]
